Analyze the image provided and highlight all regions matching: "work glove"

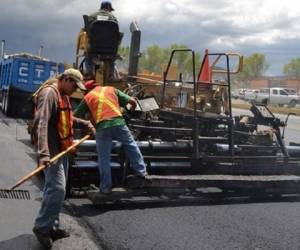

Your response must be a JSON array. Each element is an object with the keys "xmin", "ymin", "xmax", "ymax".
[
  {"xmin": 128, "ymin": 97, "xmax": 137, "ymax": 111},
  {"xmin": 86, "ymin": 121, "xmax": 96, "ymax": 136}
]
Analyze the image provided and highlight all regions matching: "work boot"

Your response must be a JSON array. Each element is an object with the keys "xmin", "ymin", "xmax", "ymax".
[
  {"xmin": 32, "ymin": 226, "xmax": 53, "ymax": 249},
  {"xmin": 134, "ymin": 171, "xmax": 149, "ymax": 179},
  {"xmin": 100, "ymin": 188, "xmax": 112, "ymax": 195},
  {"xmin": 50, "ymin": 228, "xmax": 70, "ymax": 241}
]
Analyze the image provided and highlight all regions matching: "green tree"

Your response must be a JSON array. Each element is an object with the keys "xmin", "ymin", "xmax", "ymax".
[
  {"xmin": 236, "ymin": 53, "xmax": 269, "ymax": 83},
  {"xmin": 139, "ymin": 44, "xmax": 201, "ymax": 80},
  {"xmin": 283, "ymin": 58, "xmax": 300, "ymax": 76},
  {"xmin": 117, "ymin": 46, "xmax": 130, "ymax": 71},
  {"xmin": 118, "ymin": 44, "xmax": 201, "ymax": 79},
  {"xmin": 139, "ymin": 44, "xmax": 166, "ymax": 73}
]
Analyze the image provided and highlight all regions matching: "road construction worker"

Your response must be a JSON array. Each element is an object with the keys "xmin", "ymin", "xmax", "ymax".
[
  {"xmin": 87, "ymin": 1, "xmax": 118, "ymax": 25},
  {"xmin": 85, "ymin": 1, "xmax": 123, "ymax": 79},
  {"xmin": 74, "ymin": 81, "xmax": 148, "ymax": 195},
  {"xmin": 32, "ymin": 68, "xmax": 95, "ymax": 249}
]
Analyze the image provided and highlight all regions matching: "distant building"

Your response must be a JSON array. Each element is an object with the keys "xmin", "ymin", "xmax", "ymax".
[
  {"xmin": 284, "ymin": 77, "xmax": 300, "ymax": 92},
  {"xmin": 250, "ymin": 76, "xmax": 300, "ymax": 92}
]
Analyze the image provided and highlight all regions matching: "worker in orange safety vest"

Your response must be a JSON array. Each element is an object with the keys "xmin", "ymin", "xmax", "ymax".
[
  {"xmin": 32, "ymin": 69, "xmax": 95, "ymax": 249},
  {"xmin": 74, "ymin": 82, "xmax": 148, "ymax": 195}
]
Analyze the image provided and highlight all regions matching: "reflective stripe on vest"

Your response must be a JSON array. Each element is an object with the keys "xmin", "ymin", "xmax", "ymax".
[
  {"xmin": 49, "ymin": 85, "xmax": 74, "ymax": 150},
  {"xmin": 84, "ymin": 86, "xmax": 122, "ymax": 124},
  {"xmin": 58, "ymin": 97, "xmax": 73, "ymax": 139}
]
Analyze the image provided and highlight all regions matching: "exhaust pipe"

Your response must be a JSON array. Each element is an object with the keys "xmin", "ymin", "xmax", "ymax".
[
  {"xmin": 128, "ymin": 21, "xmax": 141, "ymax": 81},
  {"xmin": 38, "ymin": 45, "xmax": 43, "ymax": 58}
]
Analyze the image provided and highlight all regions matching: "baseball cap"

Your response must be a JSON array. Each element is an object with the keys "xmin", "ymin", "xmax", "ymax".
[
  {"xmin": 101, "ymin": 1, "xmax": 114, "ymax": 11},
  {"xmin": 62, "ymin": 68, "xmax": 86, "ymax": 91}
]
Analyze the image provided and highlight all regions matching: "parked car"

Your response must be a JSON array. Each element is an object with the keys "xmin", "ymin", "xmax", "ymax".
[
  {"xmin": 252, "ymin": 87, "xmax": 298, "ymax": 107},
  {"xmin": 244, "ymin": 89, "xmax": 259, "ymax": 102},
  {"xmin": 231, "ymin": 89, "xmax": 240, "ymax": 99},
  {"xmin": 237, "ymin": 88, "xmax": 248, "ymax": 100}
]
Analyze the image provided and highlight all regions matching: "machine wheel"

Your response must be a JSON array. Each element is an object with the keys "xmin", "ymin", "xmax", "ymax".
[
  {"xmin": 5, "ymin": 88, "xmax": 16, "ymax": 117},
  {"xmin": 1, "ymin": 90, "xmax": 6, "ymax": 113},
  {"xmin": 262, "ymin": 99, "xmax": 269, "ymax": 105},
  {"xmin": 65, "ymin": 156, "xmax": 74, "ymax": 199},
  {"xmin": 3, "ymin": 90, "xmax": 8, "ymax": 115}
]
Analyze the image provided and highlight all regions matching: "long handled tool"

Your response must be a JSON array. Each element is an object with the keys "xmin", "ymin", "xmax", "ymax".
[{"xmin": 0, "ymin": 134, "xmax": 91, "ymax": 200}]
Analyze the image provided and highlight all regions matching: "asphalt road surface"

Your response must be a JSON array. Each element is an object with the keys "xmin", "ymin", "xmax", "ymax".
[
  {"xmin": 0, "ymin": 113, "xmax": 100, "ymax": 250},
  {"xmin": 1, "ymin": 109, "xmax": 300, "ymax": 249}
]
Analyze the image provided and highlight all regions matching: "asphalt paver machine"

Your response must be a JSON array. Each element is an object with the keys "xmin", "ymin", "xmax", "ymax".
[{"xmin": 67, "ymin": 49, "xmax": 300, "ymax": 204}]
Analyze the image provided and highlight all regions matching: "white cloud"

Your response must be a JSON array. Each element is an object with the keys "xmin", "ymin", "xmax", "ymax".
[{"xmin": 1, "ymin": 0, "xmax": 300, "ymax": 74}]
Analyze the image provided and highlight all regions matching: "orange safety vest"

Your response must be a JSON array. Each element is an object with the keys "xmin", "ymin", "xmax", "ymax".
[
  {"xmin": 49, "ymin": 85, "xmax": 74, "ymax": 150},
  {"xmin": 84, "ymin": 86, "xmax": 122, "ymax": 124}
]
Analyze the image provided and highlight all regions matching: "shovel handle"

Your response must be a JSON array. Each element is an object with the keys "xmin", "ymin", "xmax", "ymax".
[{"xmin": 10, "ymin": 134, "xmax": 91, "ymax": 190}]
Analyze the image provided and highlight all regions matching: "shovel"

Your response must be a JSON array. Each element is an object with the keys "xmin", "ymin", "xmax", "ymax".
[{"xmin": 0, "ymin": 134, "xmax": 90, "ymax": 200}]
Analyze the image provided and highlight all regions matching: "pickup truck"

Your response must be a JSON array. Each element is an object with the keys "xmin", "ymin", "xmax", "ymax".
[{"xmin": 251, "ymin": 87, "xmax": 298, "ymax": 107}]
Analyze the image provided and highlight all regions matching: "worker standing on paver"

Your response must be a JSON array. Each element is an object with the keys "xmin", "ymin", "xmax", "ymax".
[
  {"xmin": 84, "ymin": 1, "xmax": 123, "ymax": 79},
  {"xmin": 74, "ymin": 82, "xmax": 148, "ymax": 195},
  {"xmin": 87, "ymin": 1, "xmax": 118, "ymax": 24},
  {"xmin": 32, "ymin": 69, "xmax": 95, "ymax": 249}
]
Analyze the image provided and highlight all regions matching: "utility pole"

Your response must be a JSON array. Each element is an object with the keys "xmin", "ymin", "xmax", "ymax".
[
  {"xmin": 38, "ymin": 45, "xmax": 44, "ymax": 58},
  {"xmin": 1, "ymin": 40, "xmax": 5, "ymax": 59}
]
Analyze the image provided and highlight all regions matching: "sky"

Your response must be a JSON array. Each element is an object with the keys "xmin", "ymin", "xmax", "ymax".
[{"xmin": 1, "ymin": 0, "xmax": 300, "ymax": 75}]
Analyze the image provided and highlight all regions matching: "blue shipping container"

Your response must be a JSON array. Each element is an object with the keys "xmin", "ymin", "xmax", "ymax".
[{"xmin": 0, "ymin": 55, "xmax": 64, "ymax": 118}]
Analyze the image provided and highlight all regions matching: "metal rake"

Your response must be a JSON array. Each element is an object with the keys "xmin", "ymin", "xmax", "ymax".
[
  {"xmin": 0, "ymin": 189, "xmax": 30, "ymax": 200},
  {"xmin": 0, "ymin": 134, "xmax": 90, "ymax": 200}
]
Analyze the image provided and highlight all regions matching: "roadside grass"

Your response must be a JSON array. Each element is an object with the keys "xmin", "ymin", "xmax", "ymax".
[{"xmin": 232, "ymin": 100, "xmax": 300, "ymax": 116}]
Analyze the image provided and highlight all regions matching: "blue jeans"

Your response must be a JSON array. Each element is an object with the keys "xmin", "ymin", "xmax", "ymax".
[
  {"xmin": 95, "ymin": 125, "xmax": 147, "ymax": 193},
  {"xmin": 34, "ymin": 156, "xmax": 68, "ymax": 233}
]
